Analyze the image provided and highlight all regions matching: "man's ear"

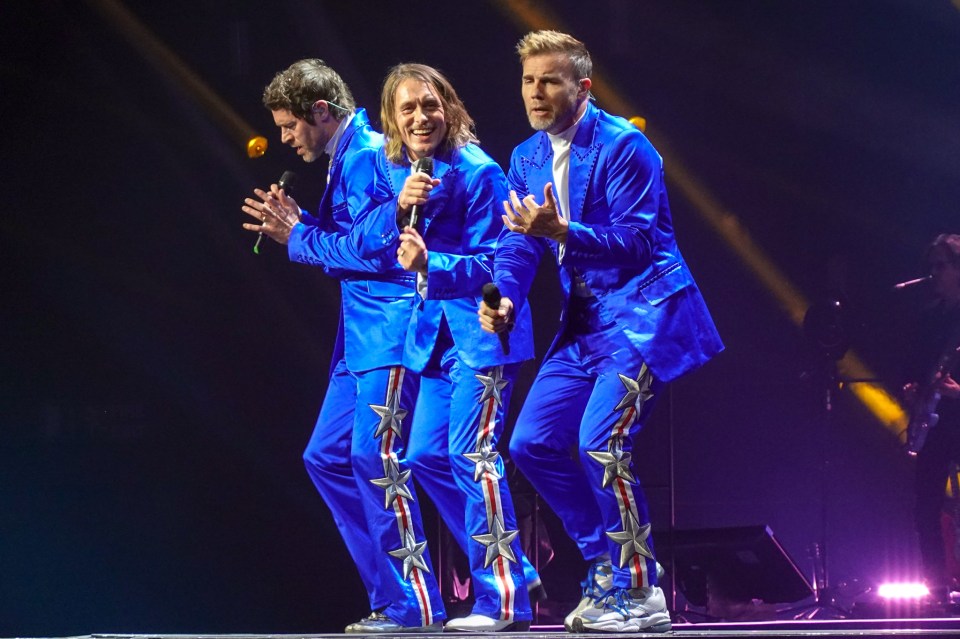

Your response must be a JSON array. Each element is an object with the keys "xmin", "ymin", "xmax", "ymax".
[
  {"xmin": 578, "ymin": 78, "xmax": 592, "ymax": 98},
  {"xmin": 312, "ymin": 100, "xmax": 329, "ymax": 119}
]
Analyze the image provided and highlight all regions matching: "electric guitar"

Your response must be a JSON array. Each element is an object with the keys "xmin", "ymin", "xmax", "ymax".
[
  {"xmin": 943, "ymin": 462, "xmax": 960, "ymax": 582},
  {"xmin": 906, "ymin": 340, "xmax": 960, "ymax": 455}
]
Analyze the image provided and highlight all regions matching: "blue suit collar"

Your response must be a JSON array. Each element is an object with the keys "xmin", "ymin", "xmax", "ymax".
[
  {"xmin": 319, "ymin": 109, "xmax": 372, "ymax": 216},
  {"xmin": 330, "ymin": 108, "xmax": 370, "ymax": 167},
  {"xmin": 566, "ymin": 102, "xmax": 602, "ymax": 222},
  {"xmin": 522, "ymin": 102, "xmax": 601, "ymax": 222}
]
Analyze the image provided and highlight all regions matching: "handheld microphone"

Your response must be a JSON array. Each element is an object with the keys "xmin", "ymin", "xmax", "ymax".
[
  {"xmin": 254, "ymin": 170, "xmax": 297, "ymax": 254},
  {"xmin": 892, "ymin": 275, "xmax": 931, "ymax": 290},
  {"xmin": 408, "ymin": 157, "xmax": 434, "ymax": 231},
  {"xmin": 482, "ymin": 282, "xmax": 511, "ymax": 355}
]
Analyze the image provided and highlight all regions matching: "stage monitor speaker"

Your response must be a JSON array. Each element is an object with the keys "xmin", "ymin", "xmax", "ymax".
[{"xmin": 659, "ymin": 524, "xmax": 813, "ymax": 607}]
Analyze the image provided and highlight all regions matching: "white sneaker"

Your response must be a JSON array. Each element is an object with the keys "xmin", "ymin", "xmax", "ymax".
[
  {"xmin": 445, "ymin": 614, "xmax": 531, "ymax": 632},
  {"xmin": 563, "ymin": 559, "xmax": 613, "ymax": 632},
  {"xmin": 577, "ymin": 586, "xmax": 671, "ymax": 633}
]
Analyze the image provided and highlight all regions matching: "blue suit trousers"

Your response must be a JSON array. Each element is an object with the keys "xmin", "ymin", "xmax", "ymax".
[
  {"xmin": 509, "ymin": 296, "xmax": 663, "ymax": 590},
  {"xmin": 407, "ymin": 326, "xmax": 532, "ymax": 622},
  {"xmin": 304, "ymin": 359, "xmax": 445, "ymax": 626}
]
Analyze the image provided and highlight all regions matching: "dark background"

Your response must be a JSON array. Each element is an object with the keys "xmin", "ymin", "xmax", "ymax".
[{"xmin": 2, "ymin": 0, "xmax": 959, "ymax": 634}]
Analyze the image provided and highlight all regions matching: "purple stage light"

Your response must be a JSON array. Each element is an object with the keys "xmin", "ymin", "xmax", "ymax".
[{"xmin": 877, "ymin": 582, "xmax": 929, "ymax": 599}]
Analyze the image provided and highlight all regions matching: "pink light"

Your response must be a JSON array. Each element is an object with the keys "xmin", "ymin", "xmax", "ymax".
[{"xmin": 877, "ymin": 582, "xmax": 929, "ymax": 599}]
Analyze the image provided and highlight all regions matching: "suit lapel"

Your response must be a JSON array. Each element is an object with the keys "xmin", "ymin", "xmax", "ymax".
[
  {"xmin": 418, "ymin": 149, "xmax": 455, "ymax": 237},
  {"xmin": 318, "ymin": 112, "xmax": 364, "ymax": 220},
  {"xmin": 567, "ymin": 104, "xmax": 601, "ymax": 223},
  {"xmin": 518, "ymin": 134, "xmax": 553, "ymax": 200}
]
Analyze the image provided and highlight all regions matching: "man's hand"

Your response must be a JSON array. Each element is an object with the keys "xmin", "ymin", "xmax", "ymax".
[
  {"xmin": 502, "ymin": 182, "xmax": 568, "ymax": 243},
  {"xmin": 938, "ymin": 374, "xmax": 960, "ymax": 399},
  {"xmin": 398, "ymin": 226, "xmax": 428, "ymax": 274},
  {"xmin": 902, "ymin": 382, "xmax": 919, "ymax": 405},
  {"xmin": 904, "ymin": 374, "xmax": 960, "ymax": 403},
  {"xmin": 478, "ymin": 295, "xmax": 515, "ymax": 335},
  {"xmin": 397, "ymin": 172, "xmax": 441, "ymax": 221},
  {"xmin": 241, "ymin": 183, "xmax": 301, "ymax": 245}
]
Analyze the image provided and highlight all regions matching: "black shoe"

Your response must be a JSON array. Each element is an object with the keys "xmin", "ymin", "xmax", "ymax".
[{"xmin": 346, "ymin": 611, "xmax": 443, "ymax": 634}]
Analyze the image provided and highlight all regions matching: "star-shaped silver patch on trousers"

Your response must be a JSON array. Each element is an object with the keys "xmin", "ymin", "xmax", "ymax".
[
  {"xmin": 369, "ymin": 389, "xmax": 408, "ymax": 439},
  {"xmin": 606, "ymin": 510, "xmax": 655, "ymax": 568},
  {"xmin": 463, "ymin": 442, "xmax": 502, "ymax": 482},
  {"xmin": 586, "ymin": 437, "xmax": 636, "ymax": 487},
  {"xmin": 388, "ymin": 529, "xmax": 431, "ymax": 581},
  {"xmin": 475, "ymin": 365, "xmax": 509, "ymax": 407},
  {"xmin": 370, "ymin": 457, "xmax": 415, "ymax": 508},
  {"xmin": 471, "ymin": 515, "xmax": 519, "ymax": 567},
  {"xmin": 613, "ymin": 364, "xmax": 655, "ymax": 413}
]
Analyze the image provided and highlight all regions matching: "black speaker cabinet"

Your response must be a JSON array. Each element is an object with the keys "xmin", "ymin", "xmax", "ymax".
[{"xmin": 659, "ymin": 525, "xmax": 813, "ymax": 607}]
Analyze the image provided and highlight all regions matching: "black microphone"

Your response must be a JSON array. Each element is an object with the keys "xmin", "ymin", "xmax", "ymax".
[
  {"xmin": 407, "ymin": 157, "xmax": 434, "ymax": 231},
  {"xmin": 254, "ymin": 170, "xmax": 298, "ymax": 254},
  {"xmin": 482, "ymin": 282, "xmax": 510, "ymax": 355}
]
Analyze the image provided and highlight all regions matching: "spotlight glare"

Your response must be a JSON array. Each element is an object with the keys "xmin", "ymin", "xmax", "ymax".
[
  {"xmin": 877, "ymin": 582, "xmax": 929, "ymax": 599},
  {"xmin": 247, "ymin": 136, "xmax": 268, "ymax": 158}
]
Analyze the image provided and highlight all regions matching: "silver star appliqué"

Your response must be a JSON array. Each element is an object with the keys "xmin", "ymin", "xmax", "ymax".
[
  {"xmin": 471, "ymin": 515, "xmax": 519, "ymax": 567},
  {"xmin": 463, "ymin": 442, "xmax": 502, "ymax": 481},
  {"xmin": 606, "ymin": 511, "xmax": 655, "ymax": 568},
  {"xmin": 475, "ymin": 366, "xmax": 509, "ymax": 407},
  {"xmin": 369, "ymin": 390, "xmax": 408, "ymax": 438},
  {"xmin": 613, "ymin": 364, "xmax": 655, "ymax": 413},
  {"xmin": 370, "ymin": 458, "xmax": 415, "ymax": 508},
  {"xmin": 586, "ymin": 438, "xmax": 636, "ymax": 487},
  {"xmin": 388, "ymin": 529, "xmax": 431, "ymax": 580}
]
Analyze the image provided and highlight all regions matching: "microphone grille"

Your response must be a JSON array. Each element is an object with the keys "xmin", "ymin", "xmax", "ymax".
[
  {"xmin": 413, "ymin": 157, "xmax": 434, "ymax": 177},
  {"xmin": 482, "ymin": 282, "xmax": 502, "ymax": 307},
  {"xmin": 278, "ymin": 170, "xmax": 298, "ymax": 194}
]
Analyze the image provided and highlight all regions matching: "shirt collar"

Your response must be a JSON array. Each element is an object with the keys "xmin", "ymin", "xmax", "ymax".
[{"xmin": 325, "ymin": 112, "xmax": 355, "ymax": 158}]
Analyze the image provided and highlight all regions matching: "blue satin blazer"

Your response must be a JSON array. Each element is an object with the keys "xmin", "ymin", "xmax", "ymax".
[
  {"xmin": 358, "ymin": 143, "xmax": 535, "ymax": 373},
  {"xmin": 286, "ymin": 109, "xmax": 416, "ymax": 374},
  {"xmin": 494, "ymin": 102, "xmax": 723, "ymax": 382}
]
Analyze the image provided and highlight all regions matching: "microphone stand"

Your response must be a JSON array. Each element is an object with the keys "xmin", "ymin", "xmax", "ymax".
[
  {"xmin": 793, "ymin": 357, "xmax": 880, "ymax": 620},
  {"xmin": 790, "ymin": 298, "xmax": 855, "ymax": 619}
]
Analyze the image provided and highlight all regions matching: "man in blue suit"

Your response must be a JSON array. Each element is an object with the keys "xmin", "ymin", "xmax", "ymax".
[
  {"xmin": 242, "ymin": 59, "xmax": 444, "ymax": 633},
  {"xmin": 357, "ymin": 63, "xmax": 538, "ymax": 631},
  {"xmin": 478, "ymin": 32, "xmax": 723, "ymax": 633}
]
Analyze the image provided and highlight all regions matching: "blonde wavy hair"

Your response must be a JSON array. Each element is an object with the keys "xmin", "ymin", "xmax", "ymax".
[{"xmin": 380, "ymin": 63, "xmax": 478, "ymax": 165}]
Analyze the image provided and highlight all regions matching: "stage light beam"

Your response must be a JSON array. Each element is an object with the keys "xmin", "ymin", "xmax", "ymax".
[{"xmin": 86, "ymin": 0, "xmax": 267, "ymax": 158}]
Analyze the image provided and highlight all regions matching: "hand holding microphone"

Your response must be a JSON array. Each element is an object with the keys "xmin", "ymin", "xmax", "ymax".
[
  {"xmin": 241, "ymin": 170, "xmax": 299, "ymax": 253},
  {"xmin": 481, "ymin": 283, "xmax": 513, "ymax": 355},
  {"xmin": 398, "ymin": 157, "xmax": 436, "ymax": 230}
]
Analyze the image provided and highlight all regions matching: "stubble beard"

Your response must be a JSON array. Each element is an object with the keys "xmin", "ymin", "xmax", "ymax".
[{"xmin": 527, "ymin": 113, "xmax": 554, "ymax": 132}]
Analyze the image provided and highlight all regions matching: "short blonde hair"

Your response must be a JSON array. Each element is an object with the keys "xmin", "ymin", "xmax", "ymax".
[
  {"xmin": 380, "ymin": 63, "xmax": 478, "ymax": 165},
  {"xmin": 516, "ymin": 30, "xmax": 592, "ymax": 79}
]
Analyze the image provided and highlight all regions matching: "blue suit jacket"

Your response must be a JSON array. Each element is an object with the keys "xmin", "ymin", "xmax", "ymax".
[
  {"xmin": 494, "ymin": 102, "xmax": 723, "ymax": 382},
  {"xmin": 286, "ymin": 109, "xmax": 416, "ymax": 374},
  {"xmin": 359, "ymin": 143, "xmax": 535, "ymax": 373}
]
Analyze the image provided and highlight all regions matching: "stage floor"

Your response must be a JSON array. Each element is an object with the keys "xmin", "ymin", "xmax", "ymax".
[{"xmin": 19, "ymin": 620, "xmax": 960, "ymax": 639}]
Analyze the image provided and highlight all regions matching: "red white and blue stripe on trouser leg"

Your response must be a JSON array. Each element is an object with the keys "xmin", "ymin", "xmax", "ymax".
[
  {"xmin": 587, "ymin": 363, "xmax": 658, "ymax": 589},
  {"xmin": 367, "ymin": 366, "xmax": 437, "ymax": 626},
  {"xmin": 466, "ymin": 365, "xmax": 521, "ymax": 621}
]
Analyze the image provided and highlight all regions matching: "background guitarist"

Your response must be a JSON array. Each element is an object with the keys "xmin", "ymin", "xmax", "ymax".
[{"xmin": 904, "ymin": 233, "xmax": 960, "ymax": 605}]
